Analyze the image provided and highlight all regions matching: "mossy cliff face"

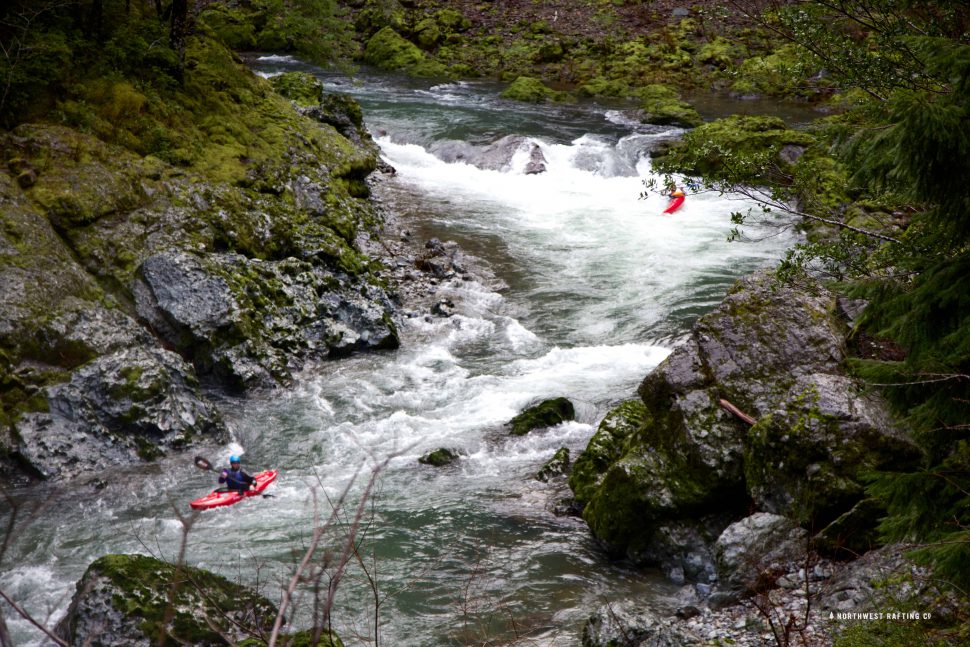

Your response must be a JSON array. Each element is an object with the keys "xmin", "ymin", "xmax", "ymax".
[
  {"xmin": 0, "ymin": 39, "xmax": 398, "ymax": 485},
  {"xmin": 54, "ymin": 553, "xmax": 328, "ymax": 647},
  {"xmin": 569, "ymin": 272, "xmax": 919, "ymax": 580}
]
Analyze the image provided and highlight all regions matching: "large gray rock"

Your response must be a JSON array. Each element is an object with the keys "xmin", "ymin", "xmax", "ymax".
[
  {"xmin": 55, "ymin": 554, "xmax": 278, "ymax": 646},
  {"xmin": 134, "ymin": 251, "xmax": 400, "ymax": 389},
  {"xmin": 745, "ymin": 373, "xmax": 920, "ymax": 525},
  {"xmin": 582, "ymin": 601, "xmax": 697, "ymax": 647},
  {"xmin": 713, "ymin": 512, "xmax": 807, "ymax": 596},
  {"xmin": 14, "ymin": 347, "xmax": 226, "ymax": 479}
]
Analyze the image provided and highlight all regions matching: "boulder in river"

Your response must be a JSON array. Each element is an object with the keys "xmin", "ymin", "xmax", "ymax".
[
  {"xmin": 54, "ymin": 553, "xmax": 345, "ymax": 646},
  {"xmin": 569, "ymin": 271, "xmax": 918, "ymax": 581},
  {"xmin": 508, "ymin": 397, "xmax": 575, "ymax": 436}
]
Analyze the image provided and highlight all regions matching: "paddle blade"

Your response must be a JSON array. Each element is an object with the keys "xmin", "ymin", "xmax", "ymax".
[{"xmin": 194, "ymin": 456, "xmax": 213, "ymax": 471}]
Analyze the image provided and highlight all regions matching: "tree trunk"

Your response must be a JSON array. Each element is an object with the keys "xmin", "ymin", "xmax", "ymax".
[{"xmin": 169, "ymin": 0, "xmax": 188, "ymax": 80}]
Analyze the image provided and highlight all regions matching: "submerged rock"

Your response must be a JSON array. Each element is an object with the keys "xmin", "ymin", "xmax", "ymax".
[
  {"xmin": 418, "ymin": 447, "xmax": 460, "ymax": 466},
  {"xmin": 523, "ymin": 144, "xmax": 547, "ymax": 174}
]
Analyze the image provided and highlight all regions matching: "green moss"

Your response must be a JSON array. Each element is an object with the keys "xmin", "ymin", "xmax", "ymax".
[
  {"xmin": 569, "ymin": 400, "xmax": 648, "ymax": 505},
  {"xmin": 198, "ymin": 7, "xmax": 257, "ymax": 50},
  {"xmin": 362, "ymin": 27, "xmax": 447, "ymax": 77},
  {"xmin": 634, "ymin": 83, "xmax": 703, "ymax": 127},
  {"xmin": 270, "ymin": 72, "xmax": 324, "ymax": 108},
  {"xmin": 500, "ymin": 76, "xmax": 566, "ymax": 103},
  {"xmin": 731, "ymin": 43, "xmax": 832, "ymax": 99},
  {"xmin": 536, "ymin": 447, "xmax": 570, "ymax": 482},
  {"xmin": 696, "ymin": 36, "xmax": 746, "ymax": 69},
  {"xmin": 577, "ymin": 76, "xmax": 631, "ymax": 98},
  {"xmin": 508, "ymin": 397, "xmax": 575, "ymax": 435},
  {"xmin": 418, "ymin": 447, "xmax": 459, "ymax": 466},
  {"xmin": 81, "ymin": 554, "xmax": 277, "ymax": 645},
  {"xmin": 652, "ymin": 115, "xmax": 816, "ymax": 183}
]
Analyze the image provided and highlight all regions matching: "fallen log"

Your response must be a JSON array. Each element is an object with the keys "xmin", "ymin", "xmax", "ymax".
[{"xmin": 719, "ymin": 398, "xmax": 757, "ymax": 426}]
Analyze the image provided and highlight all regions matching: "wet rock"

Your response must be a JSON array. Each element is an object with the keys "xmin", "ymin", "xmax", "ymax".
[
  {"xmin": 134, "ymin": 251, "xmax": 400, "ymax": 389},
  {"xmin": 133, "ymin": 251, "xmax": 236, "ymax": 351},
  {"xmin": 14, "ymin": 347, "xmax": 227, "ymax": 480},
  {"xmin": 523, "ymin": 144, "xmax": 547, "ymax": 174},
  {"xmin": 418, "ymin": 447, "xmax": 460, "ymax": 466},
  {"xmin": 536, "ymin": 447, "xmax": 570, "ymax": 482},
  {"xmin": 415, "ymin": 237, "xmax": 467, "ymax": 279},
  {"xmin": 508, "ymin": 397, "xmax": 575, "ymax": 436},
  {"xmin": 431, "ymin": 298, "xmax": 456, "ymax": 317},
  {"xmin": 55, "ymin": 554, "xmax": 279, "ymax": 646},
  {"xmin": 472, "ymin": 135, "xmax": 531, "ymax": 171}
]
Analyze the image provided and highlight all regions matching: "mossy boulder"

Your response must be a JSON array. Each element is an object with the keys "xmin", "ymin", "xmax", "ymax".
[
  {"xmin": 570, "ymin": 272, "xmax": 912, "ymax": 576},
  {"xmin": 635, "ymin": 84, "xmax": 703, "ymax": 128},
  {"xmin": 500, "ymin": 76, "xmax": 565, "ymax": 103},
  {"xmin": 577, "ymin": 76, "xmax": 631, "ymax": 98},
  {"xmin": 652, "ymin": 115, "xmax": 816, "ymax": 183},
  {"xmin": 55, "ymin": 554, "xmax": 280, "ymax": 646},
  {"xmin": 569, "ymin": 400, "xmax": 646, "ymax": 505},
  {"xmin": 731, "ymin": 43, "xmax": 833, "ymax": 99},
  {"xmin": 418, "ymin": 447, "xmax": 460, "ymax": 466},
  {"xmin": 695, "ymin": 36, "xmax": 746, "ymax": 70},
  {"xmin": 744, "ymin": 374, "xmax": 920, "ymax": 527},
  {"xmin": 362, "ymin": 26, "xmax": 448, "ymax": 77},
  {"xmin": 508, "ymin": 397, "xmax": 575, "ymax": 435},
  {"xmin": 270, "ymin": 71, "xmax": 324, "ymax": 107}
]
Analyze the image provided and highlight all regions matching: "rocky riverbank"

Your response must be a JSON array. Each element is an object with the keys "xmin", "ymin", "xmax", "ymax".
[
  {"xmin": 567, "ymin": 271, "xmax": 956, "ymax": 645},
  {"xmin": 0, "ymin": 37, "xmax": 455, "ymax": 488}
]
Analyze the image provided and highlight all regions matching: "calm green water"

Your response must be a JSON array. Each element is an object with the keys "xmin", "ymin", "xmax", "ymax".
[{"xmin": 1, "ymin": 60, "xmax": 801, "ymax": 645}]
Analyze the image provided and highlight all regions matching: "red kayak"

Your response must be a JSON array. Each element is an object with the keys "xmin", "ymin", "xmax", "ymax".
[
  {"xmin": 190, "ymin": 470, "xmax": 278, "ymax": 510},
  {"xmin": 662, "ymin": 195, "xmax": 686, "ymax": 214}
]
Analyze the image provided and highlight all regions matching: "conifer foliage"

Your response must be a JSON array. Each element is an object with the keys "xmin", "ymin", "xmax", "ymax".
[{"xmin": 754, "ymin": 0, "xmax": 970, "ymax": 592}]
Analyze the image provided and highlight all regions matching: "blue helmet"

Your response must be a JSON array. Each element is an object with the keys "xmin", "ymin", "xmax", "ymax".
[{"xmin": 229, "ymin": 455, "xmax": 241, "ymax": 464}]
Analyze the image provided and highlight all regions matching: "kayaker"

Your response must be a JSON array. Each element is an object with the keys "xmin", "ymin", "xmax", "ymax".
[{"xmin": 219, "ymin": 456, "xmax": 256, "ymax": 493}]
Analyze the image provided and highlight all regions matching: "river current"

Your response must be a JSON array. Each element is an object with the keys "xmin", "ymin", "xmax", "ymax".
[{"xmin": 2, "ymin": 58, "xmax": 801, "ymax": 645}]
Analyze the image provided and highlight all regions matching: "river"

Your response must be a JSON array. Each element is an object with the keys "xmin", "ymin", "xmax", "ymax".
[{"xmin": 1, "ymin": 58, "xmax": 800, "ymax": 645}]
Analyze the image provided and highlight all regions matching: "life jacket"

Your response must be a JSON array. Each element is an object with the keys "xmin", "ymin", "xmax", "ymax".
[
  {"xmin": 671, "ymin": 190, "xmax": 685, "ymax": 198},
  {"xmin": 220, "ymin": 468, "xmax": 253, "ymax": 491}
]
